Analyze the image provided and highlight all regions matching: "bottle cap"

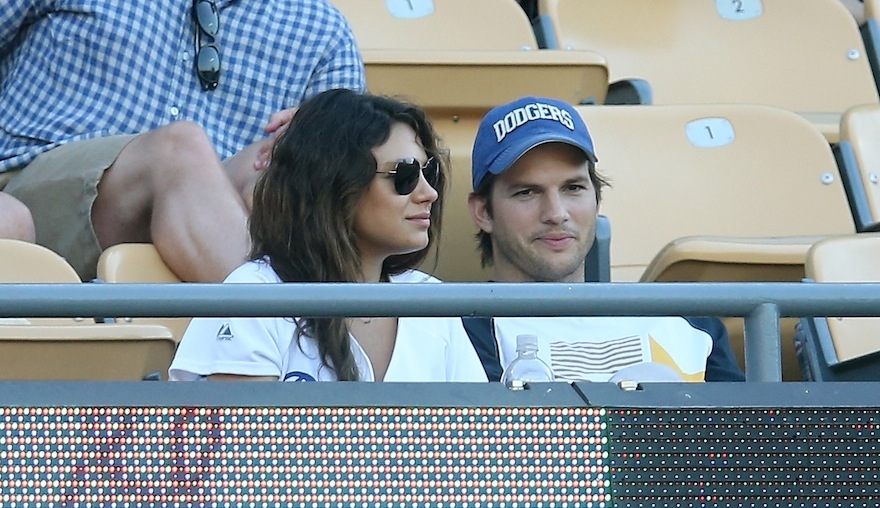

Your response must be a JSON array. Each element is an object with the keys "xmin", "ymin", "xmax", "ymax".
[{"xmin": 515, "ymin": 334, "xmax": 538, "ymax": 351}]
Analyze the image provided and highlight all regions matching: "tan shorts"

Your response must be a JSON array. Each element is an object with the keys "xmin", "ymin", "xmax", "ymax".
[
  {"xmin": 0, "ymin": 170, "xmax": 18, "ymax": 189},
  {"xmin": 3, "ymin": 135, "xmax": 137, "ymax": 281}
]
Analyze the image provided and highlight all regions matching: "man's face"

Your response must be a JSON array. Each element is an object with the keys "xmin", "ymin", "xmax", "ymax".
[{"xmin": 469, "ymin": 142, "xmax": 599, "ymax": 283}]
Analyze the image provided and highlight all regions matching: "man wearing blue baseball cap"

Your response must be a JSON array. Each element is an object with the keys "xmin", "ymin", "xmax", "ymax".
[{"xmin": 464, "ymin": 96, "xmax": 745, "ymax": 383}]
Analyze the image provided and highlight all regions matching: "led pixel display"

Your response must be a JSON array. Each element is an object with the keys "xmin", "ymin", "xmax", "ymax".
[{"xmin": 0, "ymin": 406, "xmax": 610, "ymax": 507}]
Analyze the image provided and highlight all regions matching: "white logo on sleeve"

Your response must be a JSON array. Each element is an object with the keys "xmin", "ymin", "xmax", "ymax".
[{"xmin": 216, "ymin": 323, "xmax": 234, "ymax": 341}]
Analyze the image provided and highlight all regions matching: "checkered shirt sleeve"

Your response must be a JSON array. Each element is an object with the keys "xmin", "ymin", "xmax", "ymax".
[{"xmin": 0, "ymin": 0, "xmax": 366, "ymax": 173}]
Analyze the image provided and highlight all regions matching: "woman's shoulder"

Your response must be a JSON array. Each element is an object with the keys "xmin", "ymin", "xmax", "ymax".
[
  {"xmin": 224, "ymin": 259, "xmax": 283, "ymax": 284},
  {"xmin": 389, "ymin": 269, "xmax": 441, "ymax": 284}
]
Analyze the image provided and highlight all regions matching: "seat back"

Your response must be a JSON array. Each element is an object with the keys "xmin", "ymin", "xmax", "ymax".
[
  {"xmin": 862, "ymin": 0, "xmax": 880, "ymax": 93},
  {"xmin": 837, "ymin": 104, "xmax": 880, "ymax": 232},
  {"xmin": 805, "ymin": 233, "xmax": 880, "ymax": 366},
  {"xmin": 577, "ymin": 104, "xmax": 855, "ymax": 380},
  {"xmin": 96, "ymin": 243, "xmax": 190, "ymax": 342},
  {"xmin": 331, "ymin": 0, "xmax": 608, "ymax": 281},
  {"xmin": 642, "ymin": 234, "xmax": 828, "ymax": 381},
  {"xmin": 642, "ymin": 236, "xmax": 825, "ymax": 284},
  {"xmin": 0, "ymin": 324, "xmax": 176, "ymax": 380},
  {"xmin": 577, "ymin": 104, "xmax": 854, "ymax": 282},
  {"xmin": 333, "ymin": 0, "xmax": 538, "ymax": 51},
  {"xmin": 0, "ymin": 239, "xmax": 86, "ymax": 326},
  {"xmin": 539, "ymin": 0, "xmax": 879, "ymax": 141},
  {"xmin": 0, "ymin": 239, "xmax": 80, "ymax": 283},
  {"xmin": 333, "ymin": 0, "xmax": 608, "ymax": 110}
]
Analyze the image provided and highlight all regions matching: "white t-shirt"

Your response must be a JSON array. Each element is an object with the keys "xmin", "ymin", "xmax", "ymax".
[
  {"xmin": 169, "ymin": 260, "xmax": 487, "ymax": 382},
  {"xmin": 493, "ymin": 316, "xmax": 713, "ymax": 382}
]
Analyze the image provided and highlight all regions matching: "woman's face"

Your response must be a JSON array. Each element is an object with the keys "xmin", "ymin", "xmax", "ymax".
[{"xmin": 353, "ymin": 122, "xmax": 439, "ymax": 268}]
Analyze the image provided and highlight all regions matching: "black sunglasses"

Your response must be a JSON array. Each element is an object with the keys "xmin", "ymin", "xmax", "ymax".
[
  {"xmin": 193, "ymin": 0, "xmax": 221, "ymax": 90},
  {"xmin": 376, "ymin": 157, "xmax": 441, "ymax": 195}
]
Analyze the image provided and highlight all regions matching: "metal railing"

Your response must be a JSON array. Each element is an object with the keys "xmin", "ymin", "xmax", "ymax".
[{"xmin": 2, "ymin": 281, "xmax": 880, "ymax": 382}]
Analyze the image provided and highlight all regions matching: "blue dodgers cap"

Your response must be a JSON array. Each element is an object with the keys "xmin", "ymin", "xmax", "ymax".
[{"xmin": 471, "ymin": 96, "xmax": 598, "ymax": 190}]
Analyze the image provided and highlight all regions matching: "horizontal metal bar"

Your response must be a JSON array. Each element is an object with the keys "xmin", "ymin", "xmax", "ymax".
[{"xmin": 1, "ymin": 282, "xmax": 879, "ymax": 318}]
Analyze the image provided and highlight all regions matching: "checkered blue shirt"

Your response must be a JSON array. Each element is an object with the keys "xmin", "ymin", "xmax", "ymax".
[{"xmin": 0, "ymin": 0, "xmax": 365, "ymax": 173}]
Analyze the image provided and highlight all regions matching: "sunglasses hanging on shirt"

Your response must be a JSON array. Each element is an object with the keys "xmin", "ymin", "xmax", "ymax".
[
  {"xmin": 376, "ymin": 157, "xmax": 441, "ymax": 195},
  {"xmin": 194, "ymin": 0, "xmax": 221, "ymax": 90}
]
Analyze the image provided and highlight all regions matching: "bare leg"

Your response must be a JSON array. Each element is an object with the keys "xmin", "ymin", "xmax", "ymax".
[
  {"xmin": 0, "ymin": 191, "xmax": 36, "ymax": 242},
  {"xmin": 223, "ymin": 136, "xmax": 273, "ymax": 212},
  {"xmin": 91, "ymin": 121, "xmax": 250, "ymax": 282}
]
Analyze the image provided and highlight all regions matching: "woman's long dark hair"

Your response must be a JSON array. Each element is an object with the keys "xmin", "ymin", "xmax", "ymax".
[{"xmin": 248, "ymin": 88, "xmax": 447, "ymax": 380}]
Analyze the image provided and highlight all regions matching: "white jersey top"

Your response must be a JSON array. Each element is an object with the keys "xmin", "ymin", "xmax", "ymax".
[
  {"xmin": 169, "ymin": 260, "xmax": 487, "ymax": 383},
  {"xmin": 493, "ymin": 316, "xmax": 713, "ymax": 382}
]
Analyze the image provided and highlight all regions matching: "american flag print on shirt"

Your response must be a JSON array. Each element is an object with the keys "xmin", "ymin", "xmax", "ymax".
[{"xmin": 549, "ymin": 334, "xmax": 644, "ymax": 381}]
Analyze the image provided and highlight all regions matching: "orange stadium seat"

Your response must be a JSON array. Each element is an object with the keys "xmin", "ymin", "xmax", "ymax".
[
  {"xmin": 836, "ymin": 104, "xmax": 880, "ymax": 232},
  {"xmin": 538, "ymin": 0, "xmax": 879, "ymax": 142},
  {"xmin": 96, "ymin": 243, "xmax": 189, "ymax": 343},
  {"xmin": 576, "ymin": 104, "xmax": 856, "ymax": 379},
  {"xmin": 797, "ymin": 233, "xmax": 880, "ymax": 381},
  {"xmin": 330, "ymin": 0, "xmax": 609, "ymax": 281}
]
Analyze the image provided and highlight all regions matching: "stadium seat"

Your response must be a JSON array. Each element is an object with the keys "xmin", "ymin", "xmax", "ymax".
[
  {"xmin": 836, "ymin": 104, "xmax": 880, "ymax": 232},
  {"xmin": 0, "ymin": 238, "xmax": 80, "ymax": 283},
  {"xmin": 331, "ymin": 0, "xmax": 608, "ymax": 108},
  {"xmin": 96, "ymin": 243, "xmax": 190, "ymax": 342},
  {"xmin": 863, "ymin": 0, "xmax": 880, "ymax": 88},
  {"xmin": 642, "ymin": 236, "xmax": 827, "ymax": 284},
  {"xmin": 0, "ymin": 239, "xmax": 86, "ymax": 326},
  {"xmin": 578, "ymin": 104, "xmax": 853, "ymax": 282},
  {"xmin": 0, "ymin": 240, "xmax": 178, "ymax": 379},
  {"xmin": 797, "ymin": 233, "xmax": 880, "ymax": 381},
  {"xmin": 0, "ymin": 324, "xmax": 176, "ymax": 381},
  {"xmin": 330, "ymin": 0, "xmax": 608, "ymax": 281},
  {"xmin": 576, "ymin": 104, "xmax": 856, "ymax": 379},
  {"xmin": 97, "ymin": 243, "xmax": 180, "ymax": 284},
  {"xmin": 538, "ymin": 0, "xmax": 879, "ymax": 142}
]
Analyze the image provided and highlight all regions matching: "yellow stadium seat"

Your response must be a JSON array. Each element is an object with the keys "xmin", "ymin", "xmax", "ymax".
[
  {"xmin": 96, "ymin": 243, "xmax": 190, "ymax": 342},
  {"xmin": 576, "ymin": 104, "xmax": 855, "ymax": 379},
  {"xmin": 0, "ymin": 324, "xmax": 175, "ymax": 381},
  {"xmin": 0, "ymin": 238, "xmax": 80, "ymax": 283},
  {"xmin": 332, "ymin": 0, "xmax": 608, "ymax": 110},
  {"xmin": 538, "ymin": 0, "xmax": 879, "ymax": 142},
  {"xmin": 0, "ymin": 240, "xmax": 177, "ymax": 379},
  {"xmin": 642, "ymin": 236, "xmax": 827, "ymax": 284},
  {"xmin": 797, "ymin": 233, "xmax": 880, "ymax": 380},
  {"xmin": 0, "ymin": 239, "xmax": 87, "ymax": 326},
  {"xmin": 836, "ymin": 104, "xmax": 880, "ymax": 232}
]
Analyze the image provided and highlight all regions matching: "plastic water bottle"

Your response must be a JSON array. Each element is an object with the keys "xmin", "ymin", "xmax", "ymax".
[{"xmin": 500, "ymin": 334, "xmax": 555, "ymax": 389}]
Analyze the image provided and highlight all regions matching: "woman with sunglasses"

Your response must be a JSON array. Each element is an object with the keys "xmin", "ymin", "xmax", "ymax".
[{"xmin": 169, "ymin": 89, "xmax": 487, "ymax": 382}]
